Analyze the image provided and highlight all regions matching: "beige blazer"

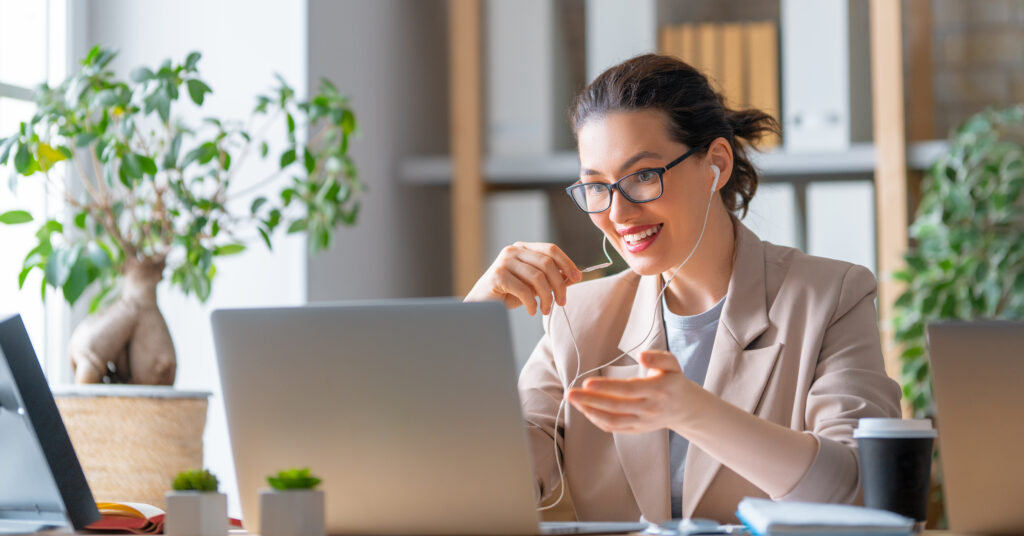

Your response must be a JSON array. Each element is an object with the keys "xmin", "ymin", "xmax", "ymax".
[{"xmin": 518, "ymin": 219, "xmax": 902, "ymax": 523}]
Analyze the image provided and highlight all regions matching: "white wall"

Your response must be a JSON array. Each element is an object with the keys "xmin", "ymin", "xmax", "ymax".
[
  {"xmin": 79, "ymin": 0, "xmax": 309, "ymax": 515},
  {"xmin": 305, "ymin": 0, "xmax": 451, "ymax": 301}
]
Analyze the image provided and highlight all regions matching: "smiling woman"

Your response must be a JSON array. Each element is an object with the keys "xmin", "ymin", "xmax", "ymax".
[{"xmin": 464, "ymin": 54, "xmax": 902, "ymax": 524}]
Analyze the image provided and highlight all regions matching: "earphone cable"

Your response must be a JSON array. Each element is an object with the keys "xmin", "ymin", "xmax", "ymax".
[{"xmin": 536, "ymin": 176, "xmax": 718, "ymax": 511}]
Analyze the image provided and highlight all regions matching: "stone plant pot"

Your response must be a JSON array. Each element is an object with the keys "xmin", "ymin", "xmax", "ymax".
[
  {"xmin": 164, "ymin": 491, "xmax": 228, "ymax": 536},
  {"xmin": 259, "ymin": 489, "xmax": 325, "ymax": 536}
]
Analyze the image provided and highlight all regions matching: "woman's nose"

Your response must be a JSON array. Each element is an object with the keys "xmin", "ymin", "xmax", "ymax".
[{"xmin": 607, "ymin": 189, "xmax": 639, "ymax": 223}]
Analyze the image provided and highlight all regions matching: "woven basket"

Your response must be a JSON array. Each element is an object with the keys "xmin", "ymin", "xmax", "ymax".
[{"xmin": 52, "ymin": 385, "xmax": 211, "ymax": 509}]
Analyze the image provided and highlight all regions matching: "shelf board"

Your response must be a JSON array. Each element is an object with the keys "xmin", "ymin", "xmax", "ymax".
[{"xmin": 400, "ymin": 140, "xmax": 949, "ymax": 186}]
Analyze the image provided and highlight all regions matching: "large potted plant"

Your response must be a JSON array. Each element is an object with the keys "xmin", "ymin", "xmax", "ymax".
[
  {"xmin": 0, "ymin": 46, "xmax": 362, "ymax": 506},
  {"xmin": 891, "ymin": 105, "xmax": 1023, "ymax": 526}
]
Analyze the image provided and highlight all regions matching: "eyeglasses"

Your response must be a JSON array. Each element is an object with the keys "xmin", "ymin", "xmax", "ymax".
[{"xmin": 565, "ymin": 144, "xmax": 707, "ymax": 214}]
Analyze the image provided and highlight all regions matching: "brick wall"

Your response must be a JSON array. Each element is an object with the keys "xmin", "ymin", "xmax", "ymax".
[{"xmin": 925, "ymin": 0, "xmax": 1024, "ymax": 137}]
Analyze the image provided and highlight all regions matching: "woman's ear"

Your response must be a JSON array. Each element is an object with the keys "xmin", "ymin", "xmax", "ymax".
[{"xmin": 706, "ymin": 137, "xmax": 733, "ymax": 192}]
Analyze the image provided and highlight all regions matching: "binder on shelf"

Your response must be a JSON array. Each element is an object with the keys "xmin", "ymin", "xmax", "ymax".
[
  {"xmin": 720, "ymin": 23, "xmax": 746, "ymax": 110},
  {"xmin": 657, "ymin": 21, "xmax": 780, "ymax": 148},
  {"xmin": 747, "ymin": 22, "xmax": 780, "ymax": 147}
]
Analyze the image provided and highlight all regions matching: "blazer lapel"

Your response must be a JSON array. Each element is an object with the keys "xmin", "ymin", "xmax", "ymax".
[
  {"xmin": 602, "ymin": 275, "xmax": 671, "ymax": 522},
  {"xmin": 681, "ymin": 220, "xmax": 784, "ymax": 518}
]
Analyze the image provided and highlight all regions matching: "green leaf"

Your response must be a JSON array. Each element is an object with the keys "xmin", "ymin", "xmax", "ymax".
[
  {"xmin": 14, "ymin": 143, "xmax": 31, "ymax": 174},
  {"xmin": 260, "ymin": 141, "xmax": 269, "ymax": 158},
  {"xmin": 213, "ymin": 243, "xmax": 246, "ymax": 256},
  {"xmin": 18, "ymin": 267, "xmax": 32, "ymax": 289},
  {"xmin": 340, "ymin": 109, "xmax": 356, "ymax": 135},
  {"xmin": 138, "ymin": 155, "xmax": 158, "ymax": 176},
  {"xmin": 123, "ymin": 152, "xmax": 143, "ymax": 179},
  {"xmin": 85, "ymin": 242, "xmax": 112, "ymax": 271},
  {"xmin": 187, "ymin": 79, "xmax": 212, "ymax": 105},
  {"xmin": 0, "ymin": 210, "xmax": 33, "ymax": 225},
  {"xmin": 164, "ymin": 133, "xmax": 183, "ymax": 169},
  {"xmin": 182, "ymin": 142, "xmax": 218, "ymax": 168},
  {"xmin": 286, "ymin": 219, "xmax": 307, "ymax": 234},
  {"xmin": 184, "ymin": 51, "xmax": 202, "ymax": 70},
  {"xmin": 154, "ymin": 90, "xmax": 171, "ymax": 122},
  {"xmin": 258, "ymin": 227, "xmax": 272, "ymax": 250},
  {"xmin": 280, "ymin": 148, "xmax": 296, "ymax": 168},
  {"xmin": 74, "ymin": 211, "xmax": 88, "ymax": 229},
  {"xmin": 250, "ymin": 196, "xmax": 267, "ymax": 214},
  {"xmin": 131, "ymin": 67, "xmax": 154, "ymax": 83},
  {"xmin": 62, "ymin": 256, "xmax": 91, "ymax": 304},
  {"xmin": 0, "ymin": 136, "xmax": 15, "ymax": 164},
  {"xmin": 45, "ymin": 244, "xmax": 82, "ymax": 288},
  {"xmin": 304, "ymin": 149, "xmax": 315, "ymax": 174}
]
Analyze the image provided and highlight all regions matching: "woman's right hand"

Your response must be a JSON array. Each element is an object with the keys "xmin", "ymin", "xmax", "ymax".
[{"xmin": 464, "ymin": 242, "xmax": 583, "ymax": 316}]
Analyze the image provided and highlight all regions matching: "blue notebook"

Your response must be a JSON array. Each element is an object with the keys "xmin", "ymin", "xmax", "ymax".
[{"xmin": 735, "ymin": 498, "xmax": 914, "ymax": 536}]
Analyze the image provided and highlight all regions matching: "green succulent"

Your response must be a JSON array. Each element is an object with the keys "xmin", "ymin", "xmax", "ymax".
[
  {"xmin": 267, "ymin": 468, "xmax": 321, "ymax": 491},
  {"xmin": 172, "ymin": 468, "xmax": 220, "ymax": 492}
]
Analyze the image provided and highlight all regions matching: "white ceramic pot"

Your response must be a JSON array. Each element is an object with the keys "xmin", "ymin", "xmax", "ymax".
[
  {"xmin": 259, "ymin": 489, "xmax": 325, "ymax": 536},
  {"xmin": 164, "ymin": 491, "xmax": 227, "ymax": 536}
]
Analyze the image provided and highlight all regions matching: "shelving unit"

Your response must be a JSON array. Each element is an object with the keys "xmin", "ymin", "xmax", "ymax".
[{"xmin": 402, "ymin": 141, "xmax": 947, "ymax": 186}]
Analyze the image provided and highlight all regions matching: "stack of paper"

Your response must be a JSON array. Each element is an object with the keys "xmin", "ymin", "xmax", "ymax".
[{"xmin": 736, "ymin": 498, "xmax": 914, "ymax": 536}]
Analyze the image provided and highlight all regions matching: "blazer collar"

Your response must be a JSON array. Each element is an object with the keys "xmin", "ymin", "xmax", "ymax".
[
  {"xmin": 616, "ymin": 217, "xmax": 770, "ymax": 359},
  {"xmin": 609, "ymin": 218, "xmax": 780, "ymax": 521}
]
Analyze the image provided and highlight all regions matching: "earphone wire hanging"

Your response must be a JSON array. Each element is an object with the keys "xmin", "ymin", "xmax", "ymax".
[{"xmin": 537, "ymin": 164, "xmax": 720, "ymax": 511}]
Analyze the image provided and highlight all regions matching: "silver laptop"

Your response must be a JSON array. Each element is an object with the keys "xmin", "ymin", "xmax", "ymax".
[
  {"xmin": 927, "ymin": 321, "xmax": 1024, "ymax": 535},
  {"xmin": 212, "ymin": 300, "xmax": 647, "ymax": 536}
]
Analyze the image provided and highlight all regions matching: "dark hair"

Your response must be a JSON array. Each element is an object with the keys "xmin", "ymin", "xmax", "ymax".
[{"xmin": 570, "ymin": 54, "xmax": 779, "ymax": 217}]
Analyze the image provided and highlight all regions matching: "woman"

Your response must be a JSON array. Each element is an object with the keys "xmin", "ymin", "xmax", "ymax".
[{"xmin": 465, "ymin": 55, "xmax": 901, "ymax": 523}]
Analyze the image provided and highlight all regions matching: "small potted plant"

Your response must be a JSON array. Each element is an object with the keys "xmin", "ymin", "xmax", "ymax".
[
  {"xmin": 165, "ymin": 468, "xmax": 227, "ymax": 536},
  {"xmin": 260, "ymin": 468, "xmax": 325, "ymax": 536}
]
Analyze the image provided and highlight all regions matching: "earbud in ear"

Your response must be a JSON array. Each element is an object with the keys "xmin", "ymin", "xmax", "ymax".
[{"xmin": 710, "ymin": 165, "xmax": 721, "ymax": 193}]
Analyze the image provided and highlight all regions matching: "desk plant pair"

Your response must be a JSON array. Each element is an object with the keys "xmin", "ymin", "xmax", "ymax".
[{"xmin": 167, "ymin": 468, "xmax": 323, "ymax": 536}]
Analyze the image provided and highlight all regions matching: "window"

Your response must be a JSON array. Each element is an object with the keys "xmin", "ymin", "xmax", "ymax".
[{"xmin": 0, "ymin": 0, "xmax": 69, "ymax": 381}]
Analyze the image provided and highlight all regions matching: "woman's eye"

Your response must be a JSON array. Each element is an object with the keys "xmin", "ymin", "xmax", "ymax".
[
  {"xmin": 637, "ymin": 170, "xmax": 658, "ymax": 183},
  {"xmin": 584, "ymin": 183, "xmax": 604, "ymax": 194}
]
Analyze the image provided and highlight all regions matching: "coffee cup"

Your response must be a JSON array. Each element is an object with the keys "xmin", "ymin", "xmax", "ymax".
[{"xmin": 854, "ymin": 418, "xmax": 936, "ymax": 522}]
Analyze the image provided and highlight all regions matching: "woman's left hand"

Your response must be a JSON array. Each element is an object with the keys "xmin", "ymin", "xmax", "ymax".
[{"xmin": 566, "ymin": 349, "xmax": 709, "ymax": 435}]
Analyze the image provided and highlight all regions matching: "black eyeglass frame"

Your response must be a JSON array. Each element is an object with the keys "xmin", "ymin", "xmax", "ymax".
[{"xmin": 565, "ymin": 143, "xmax": 709, "ymax": 214}]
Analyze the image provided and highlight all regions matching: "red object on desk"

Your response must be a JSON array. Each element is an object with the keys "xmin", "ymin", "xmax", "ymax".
[{"xmin": 86, "ymin": 502, "xmax": 242, "ymax": 534}]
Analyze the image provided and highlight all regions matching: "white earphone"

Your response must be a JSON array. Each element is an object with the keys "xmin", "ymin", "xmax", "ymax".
[{"xmin": 710, "ymin": 164, "xmax": 721, "ymax": 193}]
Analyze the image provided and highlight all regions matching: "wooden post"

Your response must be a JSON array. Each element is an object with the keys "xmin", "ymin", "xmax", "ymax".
[
  {"xmin": 449, "ymin": 0, "xmax": 484, "ymax": 296},
  {"xmin": 906, "ymin": 0, "xmax": 936, "ymax": 143},
  {"xmin": 869, "ymin": 0, "xmax": 909, "ymax": 415}
]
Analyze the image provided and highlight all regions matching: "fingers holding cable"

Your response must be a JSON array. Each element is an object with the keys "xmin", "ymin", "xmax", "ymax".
[
  {"xmin": 509, "ymin": 244, "xmax": 579, "ymax": 309},
  {"xmin": 464, "ymin": 242, "xmax": 582, "ymax": 316},
  {"xmin": 513, "ymin": 242, "xmax": 582, "ymax": 286}
]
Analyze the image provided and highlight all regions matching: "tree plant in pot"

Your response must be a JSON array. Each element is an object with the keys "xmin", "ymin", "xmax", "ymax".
[
  {"xmin": 165, "ymin": 468, "xmax": 227, "ymax": 536},
  {"xmin": 892, "ymin": 104, "xmax": 1024, "ymax": 526},
  {"xmin": 0, "ymin": 45, "xmax": 361, "ymax": 384},
  {"xmin": 260, "ymin": 468, "xmax": 325, "ymax": 536},
  {"xmin": 0, "ymin": 46, "xmax": 361, "ymax": 506}
]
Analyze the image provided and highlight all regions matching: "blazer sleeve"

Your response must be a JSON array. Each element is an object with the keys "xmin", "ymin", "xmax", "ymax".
[
  {"xmin": 518, "ymin": 331, "xmax": 567, "ymax": 503},
  {"xmin": 776, "ymin": 264, "xmax": 903, "ymax": 503}
]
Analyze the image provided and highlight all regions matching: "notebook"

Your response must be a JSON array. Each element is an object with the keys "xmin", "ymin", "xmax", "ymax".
[{"xmin": 735, "ymin": 498, "xmax": 913, "ymax": 536}]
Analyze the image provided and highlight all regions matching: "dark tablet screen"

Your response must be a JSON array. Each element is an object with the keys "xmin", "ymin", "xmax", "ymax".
[{"xmin": 0, "ymin": 314, "xmax": 100, "ymax": 530}]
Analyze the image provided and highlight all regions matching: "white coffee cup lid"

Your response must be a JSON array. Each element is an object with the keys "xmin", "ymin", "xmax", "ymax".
[{"xmin": 854, "ymin": 418, "xmax": 937, "ymax": 439}]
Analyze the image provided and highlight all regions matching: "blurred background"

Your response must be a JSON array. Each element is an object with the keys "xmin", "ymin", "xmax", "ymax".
[{"xmin": 1, "ymin": 0, "xmax": 1022, "ymax": 517}]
